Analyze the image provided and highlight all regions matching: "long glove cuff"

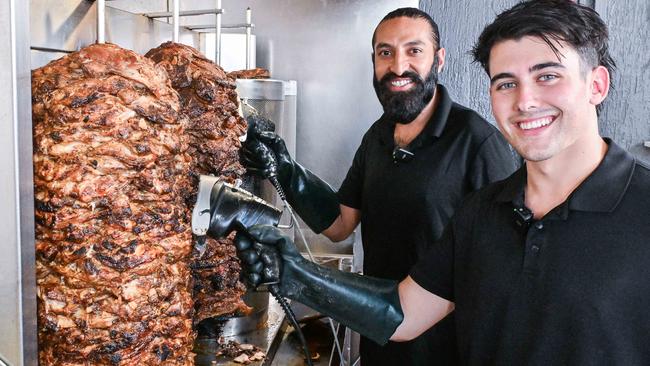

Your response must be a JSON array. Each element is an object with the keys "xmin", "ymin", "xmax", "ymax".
[
  {"xmin": 280, "ymin": 258, "xmax": 404, "ymax": 345},
  {"xmin": 277, "ymin": 162, "xmax": 340, "ymax": 234}
]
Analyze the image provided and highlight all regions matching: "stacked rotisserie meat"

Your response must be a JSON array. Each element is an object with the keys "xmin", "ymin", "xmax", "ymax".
[
  {"xmin": 145, "ymin": 42, "xmax": 250, "ymax": 324},
  {"xmin": 33, "ymin": 43, "xmax": 195, "ymax": 365}
]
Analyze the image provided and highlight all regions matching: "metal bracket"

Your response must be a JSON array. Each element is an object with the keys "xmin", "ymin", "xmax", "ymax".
[
  {"xmin": 185, "ymin": 23, "xmax": 255, "ymax": 30},
  {"xmin": 143, "ymin": 9, "xmax": 224, "ymax": 18}
]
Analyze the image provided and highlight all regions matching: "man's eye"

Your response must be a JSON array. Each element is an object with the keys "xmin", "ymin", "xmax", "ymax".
[
  {"xmin": 496, "ymin": 82, "xmax": 516, "ymax": 90},
  {"xmin": 410, "ymin": 48, "xmax": 423, "ymax": 54},
  {"xmin": 378, "ymin": 50, "xmax": 391, "ymax": 57},
  {"xmin": 539, "ymin": 74, "xmax": 557, "ymax": 81}
]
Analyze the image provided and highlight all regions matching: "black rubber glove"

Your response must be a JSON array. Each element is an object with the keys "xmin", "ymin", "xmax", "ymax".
[
  {"xmin": 235, "ymin": 225, "xmax": 404, "ymax": 345},
  {"xmin": 240, "ymin": 129, "xmax": 340, "ymax": 234}
]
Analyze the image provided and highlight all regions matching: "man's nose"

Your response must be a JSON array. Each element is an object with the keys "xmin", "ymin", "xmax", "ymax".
[
  {"xmin": 516, "ymin": 83, "xmax": 539, "ymax": 112},
  {"xmin": 389, "ymin": 52, "xmax": 410, "ymax": 76}
]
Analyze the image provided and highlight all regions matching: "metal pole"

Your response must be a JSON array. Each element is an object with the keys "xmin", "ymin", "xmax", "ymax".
[
  {"xmin": 97, "ymin": 0, "xmax": 105, "ymax": 43},
  {"xmin": 215, "ymin": 0, "xmax": 222, "ymax": 64},
  {"xmin": 144, "ymin": 9, "xmax": 223, "ymax": 18},
  {"xmin": 245, "ymin": 7, "xmax": 252, "ymax": 69},
  {"xmin": 172, "ymin": 0, "xmax": 180, "ymax": 43},
  {"xmin": 1, "ymin": 0, "xmax": 37, "ymax": 364}
]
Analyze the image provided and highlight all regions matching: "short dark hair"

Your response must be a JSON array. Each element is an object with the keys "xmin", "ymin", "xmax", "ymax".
[
  {"xmin": 372, "ymin": 7, "xmax": 441, "ymax": 50},
  {"xmin": 472, "ymin": 0, "xmax": 615, "ymax": 84}
]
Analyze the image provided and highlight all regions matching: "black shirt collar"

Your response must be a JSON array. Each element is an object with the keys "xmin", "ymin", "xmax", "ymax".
[
  {"xmin": 496, "ymin": 138, "xmax": 636, "ymax": 213},
  {"xmin": 377, "ymin": 84, "xmax": 453, "ymax": 149}
]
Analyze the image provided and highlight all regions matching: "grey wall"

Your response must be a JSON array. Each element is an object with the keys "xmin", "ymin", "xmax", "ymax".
[
  {"xmin": 420, "ymin": 0, "xmax": 650, "ymax": 163},
  {"xmin": 595, "ymin": 0, "xmax": 650, "ymax": 162},
  {"xmin": 420, "ymin": 0, "xmax": 518, "ymax": 121}
]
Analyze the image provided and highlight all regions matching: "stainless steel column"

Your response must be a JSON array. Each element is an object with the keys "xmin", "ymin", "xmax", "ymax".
[
  {"xmin": 172, "ymin": 0, "xmax": 180, "ymax": 42},
  {"xmin": 97, "ymin": 0, "xmax": 105, "ymax": 43},
  {"xmin": 0, "ymin": 0, "xmax": 37, "ymax": 365},
  {"xmin": 215, "ymin": 0, "xmax": 222, "ymax": 64},
  {"xmin": 245, "ymin": 7, "xmax": 252, "ymax": 69}
]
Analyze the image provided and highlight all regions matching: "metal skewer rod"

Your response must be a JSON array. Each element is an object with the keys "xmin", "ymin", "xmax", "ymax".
[
  {"xmin": 215, "ymin": 0, "xmax": 222, "ymax": 64},
  {"xmin": 172, "ymin": 0, "xmax": 180, "ymax": 43},
  {"xmin": 30, "ymin": 46, "xmax": 75, "ymax": 54},
  {"xmin": 97, "ymin": 0, "xmax": 105, "ymax": 43},
  {"xmin": 245, "ymin": 7, "xmax": 252, "ymax": 69}
]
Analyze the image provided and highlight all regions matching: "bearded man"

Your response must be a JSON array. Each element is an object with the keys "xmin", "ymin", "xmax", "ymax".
[{"xmin": 240, "ymin": 7, "xmax": 517, "ymax": 365}]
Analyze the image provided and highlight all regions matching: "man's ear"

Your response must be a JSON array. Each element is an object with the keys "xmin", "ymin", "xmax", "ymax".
[
  {"xmin": 589, "ymin": 65, "xmax": 610, "ymax": 106},
  {"xmin": 435, "ymin": 48, "xmax": 446, "ymax": 73}
]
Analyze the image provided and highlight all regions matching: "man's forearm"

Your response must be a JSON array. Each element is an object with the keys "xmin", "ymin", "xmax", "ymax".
[
  {"xmin": 320, "ymin": 205, "xmax": 360, "ymax": 242},
  {"xmin": 390, "ymin": 276, "xmax": 455, "ymax": 342}
]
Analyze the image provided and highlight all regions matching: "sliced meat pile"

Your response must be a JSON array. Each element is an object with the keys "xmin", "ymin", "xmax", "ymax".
[
  {"xmin": 227, "ymin": 67, "xmax": 270, "ymax": 80},
  {"xmin": 32, "ymin": 43, "xmax": 195, "ymax": 365},
  {"xmin": 145, "ymin": 42, "xmax": 250, "ymax": 324}
]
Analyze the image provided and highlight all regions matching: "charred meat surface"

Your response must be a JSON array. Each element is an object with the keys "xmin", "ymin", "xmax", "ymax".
[
  {"xmin": 33, "ymin": 43, "xmax": 195, "ymax": 365},
  {"xmin": 145, "ymin": 42, "xmax": 251, "ymax": 324}
]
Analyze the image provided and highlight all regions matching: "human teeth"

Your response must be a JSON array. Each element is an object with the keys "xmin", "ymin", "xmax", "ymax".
[
  {"xmin": 519, "ymin": 117, "xmax": 553, "ymax": 130},
  {"xmin": 391, "ymin": 79, "xmax": 411, "ymax": 87}
]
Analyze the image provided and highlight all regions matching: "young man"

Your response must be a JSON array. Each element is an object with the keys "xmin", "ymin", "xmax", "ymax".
[
  {"xmin": 240, "ymin": 7, "xmax": 517, "ymax": 365},
  {"xmin": 231, "ymin": 0, "xmax": 650, "ymax": 364},
  {"xmin": 234, "ymin": 1, "xmax": 650, "ymax": 364}
]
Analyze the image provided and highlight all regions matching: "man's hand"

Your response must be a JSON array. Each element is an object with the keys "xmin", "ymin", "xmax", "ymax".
[
  {"xmin": 234, "ymin": 225, "xmax": 293, "ymax": 289},
  {"xmin": 240, "ymin": 127, "xmax": 341, "ymax": 234},
  {"xmin": 240, "ymin": 130, "xmax": 292, "ymax": 181},
  {"xmin": 235, "ymin": 225, "xmax": 308, "ymax": 298}
]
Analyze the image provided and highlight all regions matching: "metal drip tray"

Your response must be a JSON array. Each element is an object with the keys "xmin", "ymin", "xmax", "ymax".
[
  {"xmin": 193, "ymin": 255, "xmax": 354, "ymax": 365},
  {"xmin": 194, "ymin": 297, "xmax": 287, "ymax": 366}
]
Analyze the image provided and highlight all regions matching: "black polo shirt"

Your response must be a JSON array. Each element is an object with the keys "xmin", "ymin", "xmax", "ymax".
[
  {"xmin": 411, "ymin": 139, "xmax": 650, "ymax": 365},
  {"xmin": 338, "ymin": 84, "xmax": 518, "ymax": 365},
  {"xmin": 339, "ymin": 84, "xmax": 518, "ymax": 280}
]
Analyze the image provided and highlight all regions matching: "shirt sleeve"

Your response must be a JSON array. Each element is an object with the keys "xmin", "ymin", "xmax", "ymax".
[
  {"xmin": 469, "ymin": 131, "xmax": 520, "ymax": 191},
  {"xmin": 409, "ymin": 218, "xmax": 456, "ymax": 302},
  {"xmin": 337, "ymin": 134, "xmax": 368, "ymax": 210}
]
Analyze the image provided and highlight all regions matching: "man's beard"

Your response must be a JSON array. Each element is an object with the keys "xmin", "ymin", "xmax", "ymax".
[{"xmin": 373, "ymin": 59, "xmax": 439, "ymax": 124}]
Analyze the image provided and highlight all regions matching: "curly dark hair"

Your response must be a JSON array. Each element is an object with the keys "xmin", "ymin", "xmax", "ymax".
[{"xmin": 472, "ymin": 0, "xmax": 616, "ymax": 85}]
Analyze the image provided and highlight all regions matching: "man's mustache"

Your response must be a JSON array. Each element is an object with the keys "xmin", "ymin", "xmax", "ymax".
[{"xmin": 379, "ymin": 71, "xmax": 423, "ymax": 87}]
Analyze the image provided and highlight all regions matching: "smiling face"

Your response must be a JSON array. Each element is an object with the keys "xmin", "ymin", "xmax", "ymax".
[
  {"xmin": 488, "ymin": 36, "xmax": 609, "ymax": 163},
  {"xmin": 372, "ymin": 16, "xmax": 445, "ymax": 123}
]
